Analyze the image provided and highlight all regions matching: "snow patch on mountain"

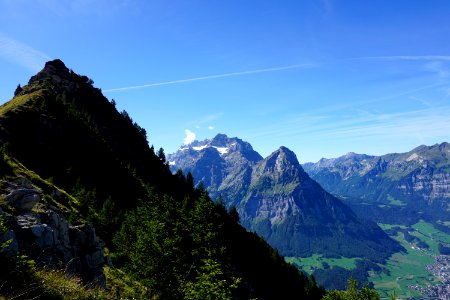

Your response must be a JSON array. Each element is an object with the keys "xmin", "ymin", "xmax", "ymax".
[
  {"xmin": 192, "ymin": 145, "xmax": 209, "ymax": 151},
  {"xmin": 189, "ymin": 144, "xmax": 229, "ymax": 155},
  {"xmin": 213, "ymin": 146, "xmax": 229, "ymax": 155}
]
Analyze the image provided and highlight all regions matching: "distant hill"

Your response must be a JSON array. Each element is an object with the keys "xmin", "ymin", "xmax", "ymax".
[
  {"xmin": 0, "ymin": 60, "xmax": 325, "ymax": 299},
  {"xmin": 168, "ymin": 134, "xmax": 402, "ymax": 263},
  {"xmin": 303, "ymin": 144, "xmax": 450, "ymax": 232}
]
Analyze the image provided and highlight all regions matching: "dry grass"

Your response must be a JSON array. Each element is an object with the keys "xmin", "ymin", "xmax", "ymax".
[
  {"xmin": 36, "ymin": 268, "xmax": 107, "ymax": 300},
  {"xmin": 0, "ymin": 90, "xmax": 43, "ymax": 117}
]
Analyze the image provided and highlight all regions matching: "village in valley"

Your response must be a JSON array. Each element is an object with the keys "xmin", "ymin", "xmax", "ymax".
[{"xmin": 409, "ymin": 255, "xmax": 450, "ymax": 299}]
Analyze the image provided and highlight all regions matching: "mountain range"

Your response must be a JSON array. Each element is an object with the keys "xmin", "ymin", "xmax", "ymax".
[
  {"xmin": 168, "ymin": 134, "xmax": 402, "ymax": 262},
  {"xmin": 5, "ymin": 58, "xmax": 445, "ymax": 297},
  {"xmin": 303, "ymin": 143, "xmax": 450, "ymax": 232}
]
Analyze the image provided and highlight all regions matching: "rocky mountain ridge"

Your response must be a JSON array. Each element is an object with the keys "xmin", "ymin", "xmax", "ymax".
[
  {"xmin": 169, "ymin": 134, "xmax": 262, "ymax": 202},
  {"xmin": 302, "ymin": 142, "xmax": 450, "ymax": 229},
  {"xmin": 168, "ymin": 134, "xmax": 402, "ymax": 261}
]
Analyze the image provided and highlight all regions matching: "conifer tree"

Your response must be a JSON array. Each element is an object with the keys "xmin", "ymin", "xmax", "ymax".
[{"xmin": 14, "ymin": 84, "xmax": 23, "ymax": 96}]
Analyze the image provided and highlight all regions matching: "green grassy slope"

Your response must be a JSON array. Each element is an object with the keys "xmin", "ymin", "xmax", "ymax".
[{"xmin": 0, "ymin": 60, "xmax": 326, "ymax": 299}]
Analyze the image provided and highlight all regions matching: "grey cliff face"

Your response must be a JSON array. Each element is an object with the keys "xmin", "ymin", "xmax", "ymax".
[
  {"xmin": 168, "ymin": 134, "xmax": 401, "ymax": 260},
  {"xmin": 302, "ymin": 142, "xmax": 450, "ymax": 226},
  {"xmin": 167, "ymin": 134, "xmax": 263, "ymax": 201},
  {"xmin": 0, "ymin": 179, "xmax": 107, "ymax": 287}
]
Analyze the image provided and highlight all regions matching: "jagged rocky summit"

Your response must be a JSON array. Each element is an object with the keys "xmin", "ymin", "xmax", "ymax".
[
  {"xmin": 169, "ymin": 134, "xmax": 262, "ymax": 202},
  {"xmin": 168, "ymin": 134, "xmax": 402, "ymax": 260}
]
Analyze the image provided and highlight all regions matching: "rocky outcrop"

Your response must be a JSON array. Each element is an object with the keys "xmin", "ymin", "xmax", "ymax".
[
  {"xmin": 0, "ymin": 179, "xmax": 106, "ymax": 287},
  {"xmin": 6, "ymin": 188, "xmax": 42, "ymax": 211},
  {"xmin": 2, "ymin": 179, "xmax": 42, "ymax": 211}
]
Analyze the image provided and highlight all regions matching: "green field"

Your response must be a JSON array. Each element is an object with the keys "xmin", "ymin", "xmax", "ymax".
[
  {"xmin": 371, "ymin": 220, "xmax": 449, "ymax": 299},
  {"xmin": 285, "ymin": 254, "xmax": 357, "ymax": 274},
  {"xmin": 285, "ymin": 220, "xmax": 449, "ymax": 299},
  {"xmin": 411, "ymin": 220, "xmax": 450, "ymax": 252},
  {"xmin": 386, "ymin": 194, "xmax": 406, "ymax": 206}
]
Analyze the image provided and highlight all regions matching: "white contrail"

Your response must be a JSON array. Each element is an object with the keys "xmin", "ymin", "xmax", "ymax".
[
  {"xmin": 103, "ymin": 63, "xmax": 314, "ymax": 92},
  {"xmin": 0, "ymin": 33, "xmax": 51, "ymax": 72}
]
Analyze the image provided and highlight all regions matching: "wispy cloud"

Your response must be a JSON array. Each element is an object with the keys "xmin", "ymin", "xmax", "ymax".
[
  {"xmin": 183, "ymin": 129, "xmax": 196, "ymax": 145},
  {"xmin": 247, "ymin": 104, "xmax": 450, "ymax": 147},
  {"xmin": 0, "ymin": 33, "xmax": 50, "ymax": 72},
  {"xmin": 350, "ymin": 55, "xmax": 450, "ymax": 79},
  {"xmin": 185, "ymin": 112, "xmax": 223, "ymax": 130},
  {"xmin": 351, "ymin": 55, "xmax": 450, "ymax": 62},
  {"xmin": 208, "ymin": 126, "xmax": 215, "ymax": 130},
  {"xmin": 424, "ymin": 61, "xmax": 449, "ymax": 78},
  {"xmin": 321, "ymin": 0, "xmax": 333, "ymax": 17},
  {"xmin": 293, "ymin": 82, "xmax": 448, "ymax": 118},
  {"xmin": 104, "ymin": 63, "xmax": 315, "ymax": 92},
  {"xmin": 198, "ymin": 113, "xmax": 222, "ymax": 124},
  {"xmin": 318, "ymin": 107, "xmax": 450, "ymax": 140}
]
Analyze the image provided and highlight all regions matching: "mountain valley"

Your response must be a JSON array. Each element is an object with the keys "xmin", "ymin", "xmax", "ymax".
[
  {"xmin": 168, "ymin": 134, "xmax": 403, "ymax": 289},
  {"xmin": 0, "ymin": 59, "xmax": 448, "ymax": 299},
  {"xmin": 301, "ymin": 145, "xmax": 450, "ymax": 298},
  {"xmin": 169, "ymin": 135, "xmax": 450, "ymax": 298}
]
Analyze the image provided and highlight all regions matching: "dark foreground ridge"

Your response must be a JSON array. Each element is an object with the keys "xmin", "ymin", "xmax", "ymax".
[{"xmin": 0, "ymin": 59, "xmax": 326, "ymax": 299}]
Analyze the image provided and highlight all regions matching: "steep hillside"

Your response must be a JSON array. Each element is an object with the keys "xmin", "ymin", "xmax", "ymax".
[
  {"xmin": 0, "ymin": 60, "xmax": 325, "ymax": 299},
  {"xmin": 0, "ymin": 60, "xmax": 167, "ymax": 213},
  {"xmin": 303, "ymin": 144, "xmax": 450, "ymax": 230}
]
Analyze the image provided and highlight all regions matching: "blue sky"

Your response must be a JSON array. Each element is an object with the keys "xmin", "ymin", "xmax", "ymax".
[{"xmin": 1, "ymin": 0, "xmax": 450, "ymax": 162}]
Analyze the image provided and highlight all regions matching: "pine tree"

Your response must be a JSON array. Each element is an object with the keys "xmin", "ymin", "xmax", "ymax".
[
  {"xmin": 14, "ymin": 84, "xmax": 23, "ymax": 96},
  {"xmin": 158, "ymin": 147, "xmax": 166, "ymax": 163}
]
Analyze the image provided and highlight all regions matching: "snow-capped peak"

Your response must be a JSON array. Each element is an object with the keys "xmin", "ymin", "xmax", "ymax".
[{"xmin": 190, "ymin": 144, "xmax": 229, "ymax": 156}]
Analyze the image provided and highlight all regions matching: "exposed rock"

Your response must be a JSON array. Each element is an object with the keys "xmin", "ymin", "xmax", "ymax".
[
  {"xmin": 0, "ymin": 182, "xmax": 107, "ymax": 289},
  {"xmin": 16, "ymin": 212, "xmax": 41, "ymax": 227},
  {"xmin": 46, "ymin": 210, "xmax": 70, "ymax": 248},
  {"xmin": 6, "ymin": 188, "xmax": 41, "ymax": 211},
  {"xmin": 31, "ymin": 224, "xmax": 55, "ymax": 248},
  {"xmin": 1, "ymin": 178, "xmax": 33, "ymax": 191},
  {"xmin": 15, "ymin": 213, "xmax": 56, "ymax": 252},
  {"xmin": 12, "ymin": 211, "xmax": 107, "ymax": 288},
  {"xmin": 12, "ymin": 178, "xmax": 33, "ymax": 189}
]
